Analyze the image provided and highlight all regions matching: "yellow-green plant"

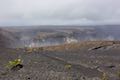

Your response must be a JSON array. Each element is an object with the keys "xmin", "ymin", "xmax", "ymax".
[
  {"xmin": 6, "ymin": 58, "xmax": 22, "ymax": 69},
  {"xmin": 65, "ymin": 64, "xmax": 72, "ymax": 69},
  {"xmin": 117, "ymin": 70, "xmax": 120, "ymax": 78},
  {"xmin": 101, "ymin": 72, "xmax": 109, "ymax": 80}
]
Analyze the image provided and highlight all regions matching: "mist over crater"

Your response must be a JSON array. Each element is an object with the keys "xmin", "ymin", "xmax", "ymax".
[{"xmin": 0, "ymin": 25, "xmax": 120, "ymax": 48}]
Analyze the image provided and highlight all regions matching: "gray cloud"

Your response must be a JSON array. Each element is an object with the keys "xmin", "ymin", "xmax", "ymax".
[{"xmin": 0, "ymin": 0, "xmax": 120, "ymax": 26}]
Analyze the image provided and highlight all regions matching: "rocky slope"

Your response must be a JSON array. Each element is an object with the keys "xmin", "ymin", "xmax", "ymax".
[{"xmin": 0, "ymin": 41, "xmax": 120, "ymax": 80}]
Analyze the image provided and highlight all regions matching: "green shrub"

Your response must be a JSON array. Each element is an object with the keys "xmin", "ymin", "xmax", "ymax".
[{"xmin": 6, "ymin": 58, "xmax": 22, "ymax": 69}]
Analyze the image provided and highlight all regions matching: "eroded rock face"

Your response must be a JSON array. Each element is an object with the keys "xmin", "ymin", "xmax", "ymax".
[
  {"xmin": 0, "ymin": 28, "xmax": 19, "ymax": 48},
  {"xmin": 0, "ymin": 29, "xmax": 10, "ymax": 48}
]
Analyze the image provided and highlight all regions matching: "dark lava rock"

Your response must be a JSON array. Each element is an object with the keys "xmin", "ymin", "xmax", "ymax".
[
  {"xmin": 88, "ymin": 46, "xmax": 104, "ymax": 51},
  {"xmin": 11, "ymin": 64, "xmax": 23, "ymax": 71},
  {"xmin": 106, "ymin": 65, "xmax": 116, "ymax": 69}
]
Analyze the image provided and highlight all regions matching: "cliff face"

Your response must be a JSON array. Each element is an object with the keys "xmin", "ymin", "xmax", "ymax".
[{"xmin": 0, "ymin": 28, "xmax": 19, "ymax": 48}]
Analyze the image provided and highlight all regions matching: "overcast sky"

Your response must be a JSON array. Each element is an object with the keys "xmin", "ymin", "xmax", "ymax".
[{"xmin": 0, "ymin": 0, "xmax": 120, "ymax": 26}]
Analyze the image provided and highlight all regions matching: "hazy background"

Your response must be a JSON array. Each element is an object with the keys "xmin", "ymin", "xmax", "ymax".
[{"xmin": 0, "ymin": 0, "xmax": 120, "ymax": 26}]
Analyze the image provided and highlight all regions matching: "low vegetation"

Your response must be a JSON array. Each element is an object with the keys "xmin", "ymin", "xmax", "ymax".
[
  {"xmin": 117, "ymin": 70, "xmax": 120, "ymax": 78},
  {"xmin": 65, "ymin": 64, "xmax": 72, "ymax": 70},
  {"xmin": 6, "ymin": 58, "xmax": 22, "ymax": 69},
  {"xmin": 101, "ymin": 73, "xmax": 109, "ymax": 80}
]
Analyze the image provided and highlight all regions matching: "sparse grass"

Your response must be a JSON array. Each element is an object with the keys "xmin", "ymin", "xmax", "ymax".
[
  {"xmin": 39, "ymin": 41, "xmax": 117, "ymax": 52},
  {"xmin": 24, "ymin": 47, "xmax": 34, "ymax": 53}
]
